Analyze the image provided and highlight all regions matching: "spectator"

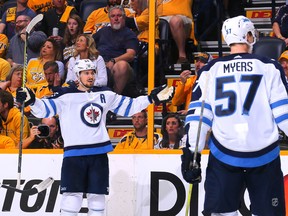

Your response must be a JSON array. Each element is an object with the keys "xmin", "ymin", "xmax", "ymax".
[
  {"xmin": 0, "ymin": 0, "xmax": 36, "ymax": 40},
  {"xmin": 38, "ymin": 0, "xmax": 77, "ymax": 42},
  {"xmin": 0, "ymin": 135, "xmax": 15, "ymax": 148},
  {"xmin": 0, "ymin": 33, "xmax": 8, "ymax": 58},
  {"xmin": 272, "ymin": 1, "xmax": 288, "ymax": 45},
  {"xmin": 156, "ymin": 113, "xmax": 186, "ymax": 149},
  {"xmin": 2, "ymin": 65, "xmax": 31, "ymax": 114},
  {"xmin": 24, "ymin": 116, "xmax": 63, "ymax": 149},
  {"xmin": 62, "ymin": 14, "xmax": 84, "ymax": 66},
  {"xmin": 0, "ymin": 90, "xmax": 30, "ymax": 147},
  {"xmin": 66, "ymin": 34, "xmax": 107, "ymax": 87},
  {"xmin": 7, "ymin": 15, "xmax": 47, "ymax": 67},
  {"xmin": 115, "ymin": 110, "xmax": 162, "ymax": 149},
  {"xmin": 26, "ymin": 38, "xmax": 64, "ymax": 90},
  {"xmin": 279, "ymin": 50, "xmax": 288, "ymax": 81},
  {"xmin": 93, "ymin": 5, "xmax": 138, "ymax": 95},
  {"xmin": 128, "ymin": 0, "xmax": 159, "ymax": 48},
  {"xmin": 172, "ymin": 52, "xmax": 213, "ymax": 115},
  {"xmin": 158, "ymin": 0, "xmax": 195, "ymax": 63},
  {"xmin": 27, "ymin": 0, "xmax": 53, "ymax": 14},
  {"xmin": 84, "ymin": 0, "xmax": 131, "ymax": 35},
  {"xmin": 35, "ymin": 61, "xmax": 67, "ymax": 99},
  {"xmin": 0, "ymin": 58, "xmax": 11, "ymax": 81}
]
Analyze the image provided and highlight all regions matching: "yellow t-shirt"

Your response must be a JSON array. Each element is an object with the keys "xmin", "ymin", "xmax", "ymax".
[
  {"xmin": 26, "ymin": 58, "xmax": 48, "ymax": 90},
  {"xmin": 0, "ymin": 58, "xmax": 11, "ymax": 81}
]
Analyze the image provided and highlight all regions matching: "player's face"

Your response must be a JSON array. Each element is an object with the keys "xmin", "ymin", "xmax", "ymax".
[
  {"xmin": 108, "ymin": 0, "xmax": 121, "ymax": 6},
  {"xmin": 11, "ymin": 70, "xmax": 23, "ymax": 87},
  {"xmin": 165, "ymin": 117, "xmax": 180, "ymax": 136},
  {"xmin": 79, "ymin": 69, "xmax": 96, "ymax": 88},
  {"xmin": 76, "ymin": 36, "xmax": 88, "ymax": 52},
  {"xmin": 67, "ymin": 18, "xmax": 78, "ymax": 36},
  {"xmin": 132, "ymin": 112, "xmax": 147, "ymax": 130},
  {"xmin": 110, "ymin": 8, "xmax": 125, "ymax": 30}
]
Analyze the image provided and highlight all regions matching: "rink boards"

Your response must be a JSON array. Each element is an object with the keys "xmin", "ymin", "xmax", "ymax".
[{"xmin": 0, "ymin": 149, "xmax": 287, "ymax": 215}]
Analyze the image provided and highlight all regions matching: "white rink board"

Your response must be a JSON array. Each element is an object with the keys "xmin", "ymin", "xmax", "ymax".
[{"xmin": 0, "ymin": 151, "xmax": 287, "ymax": 215}]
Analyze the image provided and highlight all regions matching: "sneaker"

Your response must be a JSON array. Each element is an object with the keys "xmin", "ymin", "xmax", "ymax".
[{"xmin": 177, "ymin": 57, "xmax": 189, "ymax": 64}]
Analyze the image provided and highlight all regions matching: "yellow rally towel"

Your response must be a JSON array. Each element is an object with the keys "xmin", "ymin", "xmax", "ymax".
[
  {"xmin": 6, "ymin": 7, "xmax": 16, "ymax": 22},
  {"xmin": 60, "ymin": 6, "xmax": 74, "ymax": 23}
]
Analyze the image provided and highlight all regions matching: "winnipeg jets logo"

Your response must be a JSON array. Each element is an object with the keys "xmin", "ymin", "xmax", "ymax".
[{"xmin": 81, "ymin": 103, "xmax": 103, "ymax": 127}]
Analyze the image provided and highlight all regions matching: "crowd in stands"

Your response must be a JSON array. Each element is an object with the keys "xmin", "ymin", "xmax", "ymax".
[{"xmin": 1, "ymin": 0, "xmax": 287, "ymax": 150}]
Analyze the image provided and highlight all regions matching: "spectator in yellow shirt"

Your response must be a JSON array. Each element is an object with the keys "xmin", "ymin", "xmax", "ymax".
[
  {"xmin": 172, "ymin": 52, "xmax": 213, "ymax": 115},
  {"xmin": 115, "ymin": 110, "xmax": 162, "ymax": 149}
]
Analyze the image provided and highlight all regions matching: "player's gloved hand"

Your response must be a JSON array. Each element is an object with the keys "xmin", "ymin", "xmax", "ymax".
[
  {"xmin": 149, "ymin": 84, "xmax": 175, "ymax": 105},
  {"xmin": 16, "ymin": 87, "xmax": 35, "ymax": 106},
  {"xmin": 181, "ymin": 147, "xmax": 202, "ymax": 184}
]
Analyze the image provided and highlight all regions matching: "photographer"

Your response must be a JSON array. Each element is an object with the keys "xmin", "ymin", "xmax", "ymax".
[{"xmin": 23, "ymin": 116, "xmax": 63, "ymax": 149}]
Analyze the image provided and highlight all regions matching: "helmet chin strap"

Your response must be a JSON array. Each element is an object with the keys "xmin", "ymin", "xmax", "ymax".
[{"xmin": 78, "ymin": 78, "xmax": 92, "ymax": 91}]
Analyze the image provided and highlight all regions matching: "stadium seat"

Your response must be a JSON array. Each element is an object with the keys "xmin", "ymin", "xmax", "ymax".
[
  {"xmin": 252, "ymin": 36, "xmax": 286, "ymax": 60},
  {"xmin": 79, "ymin": 0, "xmax": 107, "ymax": 23}
]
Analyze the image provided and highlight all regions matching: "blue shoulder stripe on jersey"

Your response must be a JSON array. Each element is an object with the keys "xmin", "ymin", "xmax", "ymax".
[
  {"xmin": 114, "ymin": 96, "xmax": 126, "ymax": 114},
  {"xmin": 124, "ymin": 98, "xmax": 133, "ymax": 117},
  {"xmin": 42, "ymin": 100, "xmax": 51, "ymax": 117},
  {"xmin": 48, "ymin": 99, "xmax": 57, "ymax": 114},
  {"xmin": 185, "ymin": 115, "xmax": 212, "ymax": 127},
  {"xmin": 275, "ymin": 113, "xmax": 288, "ymax": 124},
  {"xmin": 270, "ymin": 99, "xmax": 288, "ymax": 109},
  {"xmin": 209, "ymin": 133, "xmax": 279, "ymax": 167}
]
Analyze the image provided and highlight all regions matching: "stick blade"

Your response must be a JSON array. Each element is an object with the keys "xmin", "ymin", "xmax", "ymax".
[
  {"xmin": 26, "ymin": 14, "xmax": 43, "ymax": 34},
  {"xmin": 34, "ymin": 177, "xmax": 54, "ymax": 193}
]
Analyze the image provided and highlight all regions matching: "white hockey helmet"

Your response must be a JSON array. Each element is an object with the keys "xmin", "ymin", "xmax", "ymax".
[
  {"xmin": 222, "ymin": 15, "xmax": 257, "ymax": 46},
  {"xmin": 74, "ymin": 59, "xmax": 96, "ymax": 77}
]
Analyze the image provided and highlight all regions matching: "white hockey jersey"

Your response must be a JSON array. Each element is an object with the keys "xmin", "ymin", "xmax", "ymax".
[
  {"xmin": 186, "ymin": 53, "xmax": 288, "ymax": 168},
  {"xmin": 30, "ymin": 86, "xmax": 152, "ymax": 157}
]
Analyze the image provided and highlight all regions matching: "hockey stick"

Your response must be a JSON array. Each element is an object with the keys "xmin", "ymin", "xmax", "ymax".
[
  {"xmin": 17, "ymin": 14, "xmax": 44, "ymax": 189},
  {"xmin": 2, "ymin": 177, "xmax": 54, "ymax": 196},
  {"xmin": 185, "ymin": 73, "xmax": 210, "ymax": 216}
]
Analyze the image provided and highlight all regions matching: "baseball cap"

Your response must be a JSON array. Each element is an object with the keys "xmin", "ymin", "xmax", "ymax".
[
  {"xmin": 279, "ymin": 50, "xmax": 288, "ymax": 61},
  {"xmin": 0, "ymin": 34, "xmax": 8, "ymax": 58},
  {"xmin": 195, "ymin": 52, "xmax": 213, "ymax": 63}
]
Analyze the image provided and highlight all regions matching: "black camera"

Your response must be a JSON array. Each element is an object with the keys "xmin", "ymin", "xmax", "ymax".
[{"xmin": 37, "ymin": 124, "xmax": 50, "ymax": 138}]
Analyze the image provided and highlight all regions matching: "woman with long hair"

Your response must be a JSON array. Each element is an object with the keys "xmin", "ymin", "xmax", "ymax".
[
  {"xmin": 66, "ymin": 34, "xmax": 107, "ymax": 87},
  {"xmin": 62, "ymin": 14, "xmax": 84, "ymax": 66},
  {"xmin": 157, "ymin": 113, "xmax": 186, "ymax": 149},
  {"xmin": 25, "ymin": 38, "xmax": 65, "ymax": 90}
]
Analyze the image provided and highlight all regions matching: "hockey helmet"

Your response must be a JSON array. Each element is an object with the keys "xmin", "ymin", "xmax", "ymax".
[
  {"xmin": 74, "ymin": 59, "xmax": 96, "ymax": 77},
  {"xmin": 222, "ymin": 15, "xmax": 257, "ymax": 46}
]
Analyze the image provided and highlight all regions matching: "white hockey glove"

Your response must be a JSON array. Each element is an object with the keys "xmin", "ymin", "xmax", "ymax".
[{"xmin": 149, "ymin": 84, "xmax": 175, "ymax": 105}]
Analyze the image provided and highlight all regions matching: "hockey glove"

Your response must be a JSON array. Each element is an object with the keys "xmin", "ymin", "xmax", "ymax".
[
  {"xmin": 16, "ymin": 87, "xmax": 35, "ymax": 106},
  {"xmin": 149, "ymin": 84, "xmax": 175, "ymax": 105},
  {"xmin": 181, "ymin": 147, "xmax": 202, "ymax": 184}
]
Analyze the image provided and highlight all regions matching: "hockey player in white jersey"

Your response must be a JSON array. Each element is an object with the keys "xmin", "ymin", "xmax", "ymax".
[
  {"xmin": 181, "ymin": 16, "xmax": 288, "ymax": 215},
  {"xmin": 16, "ymin": 59, "xmax": 174, "ymax": 216}
]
